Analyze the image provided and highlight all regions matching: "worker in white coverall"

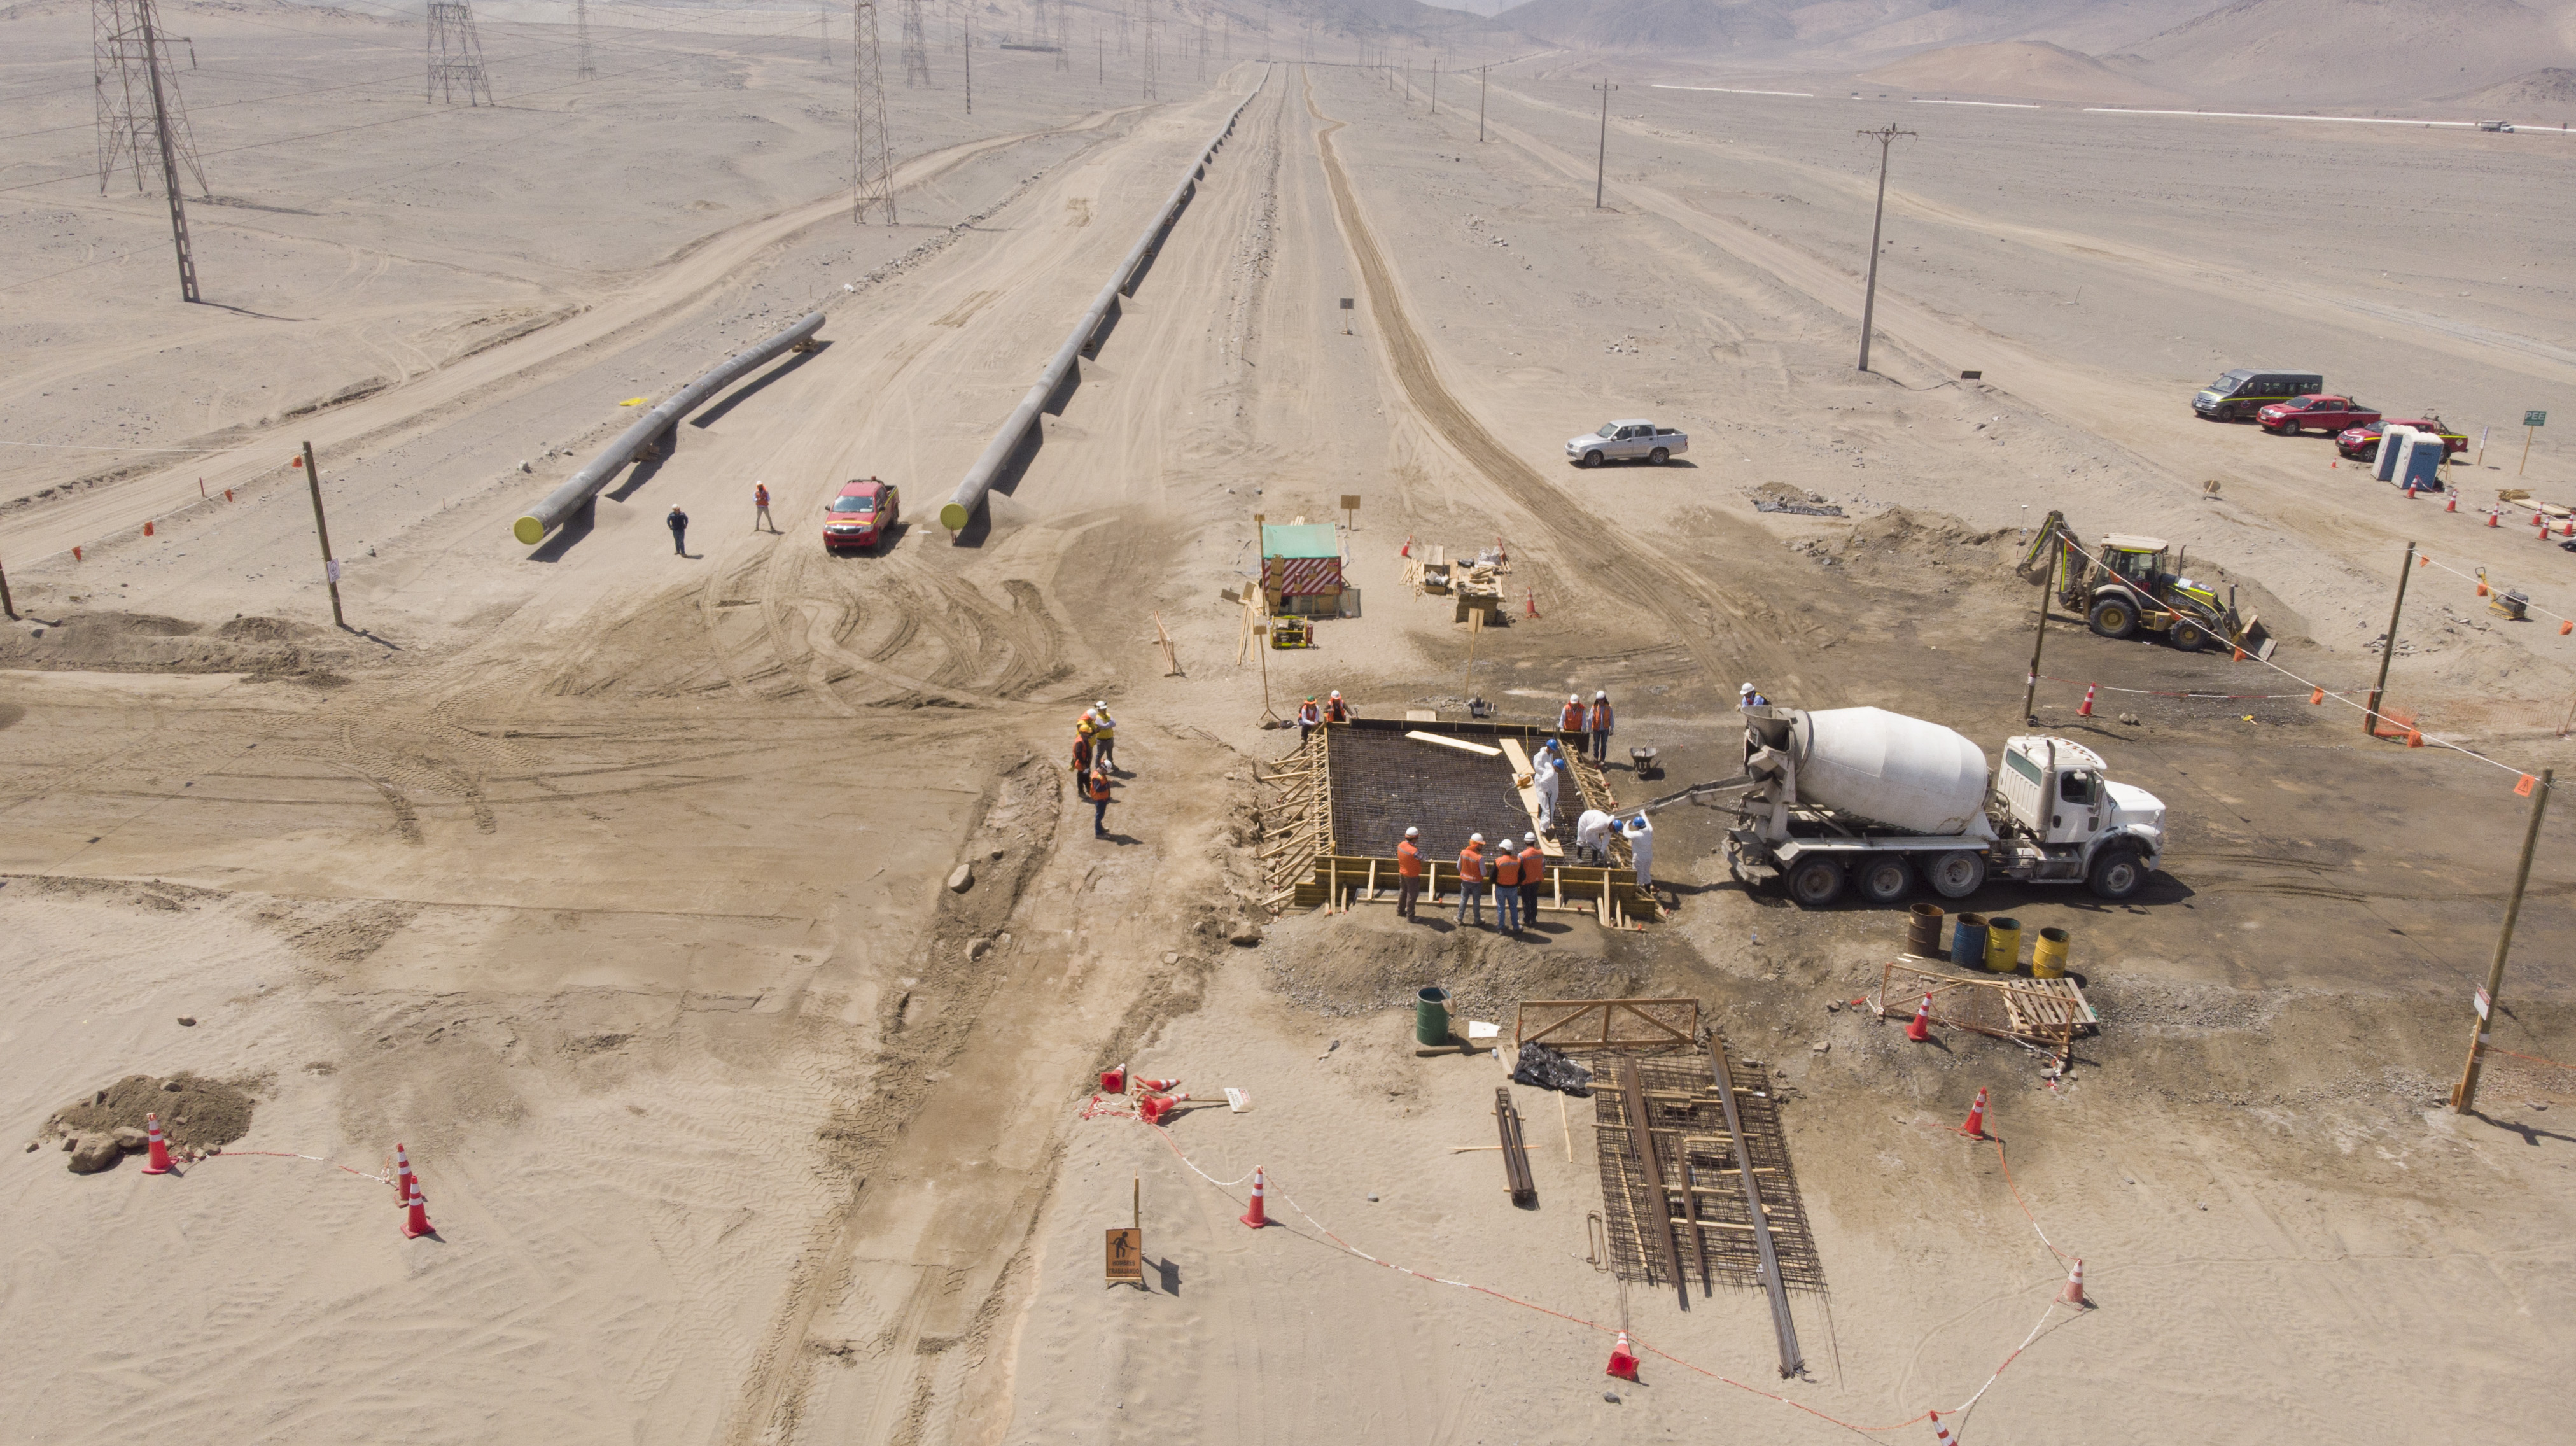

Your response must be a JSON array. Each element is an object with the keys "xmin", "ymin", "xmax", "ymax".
[
  {"xmin": 1534, "ymin": 743, "xmax": 1564, "ymax": 830},
  {"xmin": 1624, "ymin": 814, "xmax": 1655, "ymax": 891},
  {"xmin": 1575, "ymin": 808, "xmax": 1616, "ymax": 865}
]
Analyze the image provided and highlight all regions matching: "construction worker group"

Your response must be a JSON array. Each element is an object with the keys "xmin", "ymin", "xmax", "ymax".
[
  {"xmin": 1072, "ymin": 702, "xmax": 1120, "ymax": 839},
  {"xmin": 1397, "ymin": 827, "xmax": 1551, "ymax": 931}
]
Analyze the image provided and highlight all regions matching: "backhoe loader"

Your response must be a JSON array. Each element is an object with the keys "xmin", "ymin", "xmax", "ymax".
[{"xmin": 2020, "ymin": 512, "xmax": 2276, "ymax": 660}]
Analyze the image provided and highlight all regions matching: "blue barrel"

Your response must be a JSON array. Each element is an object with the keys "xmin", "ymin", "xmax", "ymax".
[{"xmin": 1950, "ymin": 912, "xmax": 1990, "ymax": 969}]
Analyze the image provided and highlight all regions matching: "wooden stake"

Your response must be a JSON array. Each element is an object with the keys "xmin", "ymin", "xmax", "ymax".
[
  {"xmin": 2454, "ymin": 768, "xmax": 2551, "ymax": 1114},
  {"xmin": 301, "ymin": 440, "xmax": 345, "ymax": 629}
]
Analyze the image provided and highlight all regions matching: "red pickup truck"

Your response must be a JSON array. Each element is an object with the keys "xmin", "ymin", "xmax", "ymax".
[
  {"xmin": 2335, "ymin": 418, "xmax": 2469, "ymax": 461},
  {"xmin": 2258, "ymin": 395, "xmax": 2379, "ymax": 435}
]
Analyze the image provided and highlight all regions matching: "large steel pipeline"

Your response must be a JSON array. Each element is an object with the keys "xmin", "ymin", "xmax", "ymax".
[
  {"xmin": 939, "ymin": 81, "xmax": 1264, "ymax": 534},
  {"xmin": 511, "ymin": 309, "xmax": 825, "ymax": 545}
]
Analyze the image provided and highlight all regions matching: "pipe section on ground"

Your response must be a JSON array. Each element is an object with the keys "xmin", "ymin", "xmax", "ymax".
[
  {"xmin": 512, "ymin": 309, "xmax": 826, "ymax": 545},
  {"xmin": 940, "ymin": 79, "xmax": 1265, "ymax": 535}
]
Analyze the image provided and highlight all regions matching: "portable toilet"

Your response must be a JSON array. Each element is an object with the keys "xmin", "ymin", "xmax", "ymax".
[
  {"xmin": 2374, "ymin": 425, "xmax": 2416, "ymax": 483},
  {"xmin": 2395, "ymin": 430, "xmax": 2447, "ymax": 491}
]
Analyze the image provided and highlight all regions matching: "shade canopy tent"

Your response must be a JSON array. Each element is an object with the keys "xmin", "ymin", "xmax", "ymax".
[{"xmin": 1261, "ymin": 523, "xmax": 1345, "ymax": 615}]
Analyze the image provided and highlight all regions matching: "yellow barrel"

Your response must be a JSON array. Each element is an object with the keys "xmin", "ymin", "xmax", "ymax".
[
  {"xmin": 1984, "ymin": 916, "xmax": 2022, "ymax": 974},
  {"xmin": 2032, "ymin": 927, "xmax": 2070, "ymax": 979}
]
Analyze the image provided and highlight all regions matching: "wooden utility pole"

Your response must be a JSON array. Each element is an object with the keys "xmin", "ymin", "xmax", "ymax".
[
  {"xmin": 0, "ymin": 556, "xmax": 15, "ymax": 621},
  {"xmin": 1429, "ymin": 57, "xmax": 1437, "ymax": 114},
  {"xmin": 1592, "ymin": 80, "xmax": 1618, "ymax": 209},
  {"xmin": 963, "ymin": 15, "xmax": 972, "ymax": 113},
  {"xmin": 300, "ymin": 440, "xmax": 345, "ymax": 628},
  {"xmin": 2363, "ymin": 542, "xmax": 2414, "ymax": 736},
  {"xmin": 2020, "ymin": 571, "xmax": 2050, "ymax": 724},
  {"xmin": 2453, "ymin": 769, "xmax": 2551, "ymax": 1114},
  {"xmin": 1477, "ymin": 64, "xmax": 1487, "ymax": 142},
  {"xmin": 1856, "ymin": 123, "xmax": 1915, "ymax": 372}
]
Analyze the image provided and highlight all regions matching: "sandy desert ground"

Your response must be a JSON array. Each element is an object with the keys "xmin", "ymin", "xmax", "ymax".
[{"xmin": 4, "ymin": 4, "xmax": 2575, "ymax": 1443}]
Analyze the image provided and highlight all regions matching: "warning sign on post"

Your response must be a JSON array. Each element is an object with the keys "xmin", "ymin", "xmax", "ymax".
[
  {"xmin": 1105, "ymin": 1227, "xmax": 1144, "ymax": 1288},
  {"xmin": 2526, "ymin": 411, "xmax": 2549, "ymax": 428}
]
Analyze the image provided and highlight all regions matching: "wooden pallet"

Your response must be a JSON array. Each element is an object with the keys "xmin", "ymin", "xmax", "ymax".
[{"xmin": 1877, "ymin": 958, "xmax": 2099, "ymax": 1048}]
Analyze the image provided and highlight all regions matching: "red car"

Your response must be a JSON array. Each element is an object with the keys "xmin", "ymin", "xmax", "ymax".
[
  {"xmin": 2257, "ymin": 395, "xmax": 2379, "ymax": 435},
  {"xmin": 2334, "ymin": 418, "xmax": 2469, "ymax": 461},
  {"xmin": 822, "ymin": 477, "xmax": 898, "ymax": 552}
]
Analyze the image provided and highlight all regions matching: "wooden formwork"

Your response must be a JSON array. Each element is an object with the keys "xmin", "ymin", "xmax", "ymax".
[{"xmin": 1872, "ymin": 958, "xmax": 2100, "ymax": 1054}]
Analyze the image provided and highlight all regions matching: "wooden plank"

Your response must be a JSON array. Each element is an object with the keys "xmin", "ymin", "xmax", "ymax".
[
  {"xmin": 1497, "ymin": 740, "xmax": 1566, "ymax": 858},
  {"xmin": 1406, "ymin": 729, "xmax": 1502, "ymax": 757},
  {"xmin": 1618, "ymin": 1059, "xmax": 1691, "ymax": 1312},
  {"xmin": 1403, "ymin": 708, "xmax": 1438, "ymax": 722}
]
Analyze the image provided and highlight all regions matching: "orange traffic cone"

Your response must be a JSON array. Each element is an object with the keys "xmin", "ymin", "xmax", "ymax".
[
  {"xmin": 143, "ymin": 520, "xmax": 155, "ymax": 537},
  {"xmin": 2407, "ymin": 727, "xmax": 2423, "ymax": 748},
  {"xmin": 72, "ymin": 546, "xmax": 81, "ymax": 561},
  {"xmin": 1606, "ymin": 1330, "xmax": 1641, "ymax": 1382},
  {"xmin": 1240, "ymin": 1167, "xmax": 1270, "ymax": 1228},
  {"xmin": 1959, "ymin": 1086, "xmax": 1989, "ymax": 1139},
  {"xmin": 2446, "ymin": 494, "xmax": 2457, "ymax": 512},
  {"xmin": 2060, "ymin": 1258, "xmax": 2089, "ymax": 1307},
  {"xmin": 402, "ymin": 1176, "xmax": 435, "ymax": 1238},
  {"xmin": 2561, "ymin": 621, "xmax": 2573, "ymax": 636},
  {"xmin": 2309, "ymin": 688, "xmax": 2324, "ymax": 705},
  {"xmin": 1100, "ymin": 1063, "xmax": 1128, "ymax": 1094},
  {"xmin": 2489, "ymin": 510, "xmax": 2500, "ymax": 527},
  {"xmin": 1905, "ymin": 993, "xmax": 1934, "ymax": 1042},
  {"xmin": 1930, "ymin": 1408, "xmax": 1956, "ymax": 1444},
  {"xmin": 142, "ymin": 1113, "xmax": 174, "ymax": 1175},
  {"xmin": 1399, "ymin": 535, "xmax": 1413, "ymax": 558},
  {"xmin": 1139, "ymin": 1093, "xmax": 1177, "ymax": 1125},
  {"xmin": 394, "ymin": 1142, "xmax": 418, "ymax": 1207},
  {"xmin": 1525, "ymin": 591, "xmax": 1539, "ymax": 619},
  {"xmin": 2076, "ymin": 684, "xmax": 2096, "ymax": 717},
  {"xmin": 2403, "ymin": 482, "xmax": 2414, "ymax": 498}
]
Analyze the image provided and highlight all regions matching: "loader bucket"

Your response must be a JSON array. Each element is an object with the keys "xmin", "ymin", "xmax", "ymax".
[{"xmin": 2233, "ymin": 614, "xmax": 2277, "ymax": 662}]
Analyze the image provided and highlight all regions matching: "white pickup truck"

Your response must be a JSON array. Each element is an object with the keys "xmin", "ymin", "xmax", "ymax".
[{"xmin": 1566, "ymin": 419, "xmax": 1688, "ymax": 468}]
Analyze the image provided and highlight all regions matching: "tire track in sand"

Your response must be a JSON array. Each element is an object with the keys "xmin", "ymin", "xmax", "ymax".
[{"xmin": 1303, "ymin": 76, "xmax": 1796, "ymax": 696}]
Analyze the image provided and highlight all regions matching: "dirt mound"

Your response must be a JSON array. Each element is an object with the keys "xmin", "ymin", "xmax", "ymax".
[
  {"xmin": 44, "ymin": 1072, "xmax": 258, "ymax": 1151},
  {"xmin": 2116, "ymin": 0, "xmax": 2575, "ymax": 108},
  {"xmin": 1861, "ymin": 40, "xmax": 2182, "ymax": 104},
  {"xmin": 2444, "ymin": 66, "xmax": 2576, "ymax": 119},
  {"xmin": 0, "ymin": 610, "xmax": 356, "ymax": 682},
  {"xmin": 1260, "ymin": 906, "xmax": 1636, "ymax": 1021}
]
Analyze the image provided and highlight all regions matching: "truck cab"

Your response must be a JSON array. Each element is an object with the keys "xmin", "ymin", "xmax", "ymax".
[{"xmin": 1995, "ymin": 736, "xmax": 2164, "ymax": 895}]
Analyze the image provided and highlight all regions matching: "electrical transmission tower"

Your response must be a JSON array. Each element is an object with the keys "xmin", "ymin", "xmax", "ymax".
[
  {"xmin": 1139, "ymin": 0, "xmax": 1155, "ymax": 98},
  {"xmin": 851, "ymin": 0, "xmax": 895, "ymax": 225},
  {"xmin": 92, "ymin": 0, "xmax": 205, "ymax": 303},
  {"xmin": 818, "ymin": 2, "xmax": 831, "ymax": 64},
  {"xmin": 1117, "ymin": 0, "xmax": 1129, "ymax": 54},
  {"xmin": 575, "ymin": 0, "xmax": 596, "ymax": 80},
  {"xmin": 901, "ymin": 0, "xmax": 928, "ymax": 85},
  {"xmin": 426, "ymin": 1, "xmax": 494, "ymax": 106},
  {"xmin": 1054, "ymin": 0, "xmax": 1070, "ymax": 70}
]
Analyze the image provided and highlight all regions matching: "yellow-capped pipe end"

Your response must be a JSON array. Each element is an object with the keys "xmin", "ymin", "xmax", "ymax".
[
  {"xmin": 938, "ymin": 500, "xmax": 971, "ymax": 533},
  {"xmin": 513, "ymin": 515, "xmax": 548, "ymax": 546}
]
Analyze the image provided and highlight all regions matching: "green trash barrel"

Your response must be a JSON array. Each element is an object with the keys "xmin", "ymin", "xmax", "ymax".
[{"xmin": 1415, "ymin": 986, "xmax": 1453, "ymax": 1046}]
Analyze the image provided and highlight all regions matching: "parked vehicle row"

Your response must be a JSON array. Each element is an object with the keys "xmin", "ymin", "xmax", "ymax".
[{"xmin": 2193, "ymin": 368, "xmax": 2468, "ymax": 486}]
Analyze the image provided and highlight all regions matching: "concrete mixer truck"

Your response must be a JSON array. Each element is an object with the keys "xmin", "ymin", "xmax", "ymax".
[{"xmin": 1644, "ymin": 704, "xmax": 2167, "ymax": 906}]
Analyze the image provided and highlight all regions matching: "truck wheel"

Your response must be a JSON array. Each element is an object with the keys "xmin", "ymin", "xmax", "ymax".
[
  {"xmin": 1856, "ymin": 855, "xmax": 1911, "ymax": 905},
  {"xmin": 1927, "ymin": 850, "xmax": 1985, "ymax": 899},
  {"xmin": 1786, "ymin": 857, "xmax": 1845, "ymax": 908},
  {"xmin": 1649, "ymin": 447, "xmax": 1668, "ymax": 465},
  {"xmin": 1581, "ymin": 450, "xmax": 1604, "ymax": 468},
  {"xmin": 2089, "ymin": 597, "xmax": 2138, "ymax": 640},
  {"xmin": 2171, "ymin": 619, "xmax": 2208, "ymax": 652},
  {"xmin": 2088, "ymin": 848, "xmax": 2146, "ymax": 901}
]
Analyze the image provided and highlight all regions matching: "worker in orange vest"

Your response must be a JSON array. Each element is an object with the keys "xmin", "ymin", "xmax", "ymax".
[
  {"xmin": 1086, "ymin": 762, "xmax": 1114, "ymax": 838},
  {"xmin": 1298, "ymin": 696, "xmax": 1324, "ymax": 742},
  {"xmin": 1396, "ymin": 825, "xmax": 1424, "ymax": 920},
  {"xmin": 1325, "ymin": 690, "xmax": 1351, "ymax": 722},
  {"xmin": 1455, "ymin": 833, "xmax": 1488, "ymax": 928},
  {"xmin": 1587, "ymin": 690, "xmax": 1615, "ymax": 763},
  {"xmin": 1516, "ymin": 838, "xmax": 1546, "ymax": 926},
  {"xmin": 753, "ymin": 481, "xmax": 776, "ymax": 533},
  {"xmin": 1493, "ymin": 835, "xmax": 1523, "ymax": 931},
  {"xmin": 1071, "ymin": 726, "xmax": 1093, "ymax": 776},
  {"xmin": 1558, "ymin": 693, "xmax": 1585, "ymax": 734}
]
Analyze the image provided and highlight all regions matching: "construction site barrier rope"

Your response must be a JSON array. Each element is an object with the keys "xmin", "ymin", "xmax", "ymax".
[
  {"xmin": 190, "ymin": 1149, "xmax": 392, "ymax": 1185},
  {"xmin": 1103, "ymin": 1104, "xmax": 2092, "ymax": 1436},
  {"xmin": 2048, "ymin": 535, "xmax": 2541, "ymax": 787}
]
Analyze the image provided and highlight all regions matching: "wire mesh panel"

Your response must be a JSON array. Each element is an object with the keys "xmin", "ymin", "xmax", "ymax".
[
  {"xmin": 1591, "ymin": 1051, "xmax": 1826, "ymax": 1299},
  {"xmin": 1326, "ymin": 726, "xmax": 1528, "ymax": 860}
]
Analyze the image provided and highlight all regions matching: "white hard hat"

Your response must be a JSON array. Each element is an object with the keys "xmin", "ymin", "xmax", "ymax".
[
  {"xmin": 1501, "ymin": 836, "xmax": 1518, "ymax": 849},
  {"xmin": 1595, "ymin": 690, "xmax": 1607, "ymax": 699},
  {"xmin": 1095, "ymin": 701, "xmax": 1108, "ymax": 710},
  {"xmin": 1405, "ymin": 825, "xmax": 1419, "ymax": 837},
  {"xmin": 1740, "ymin": 682, "xmax": 1756, "ymax": 696},
  {"xmin": 1569, "ymin": 693, "xmax": 1579, "ymax": 703},
  {"xmin": 1470, "ymin": 832, "xmax": 1484, "ymax": 843}
]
